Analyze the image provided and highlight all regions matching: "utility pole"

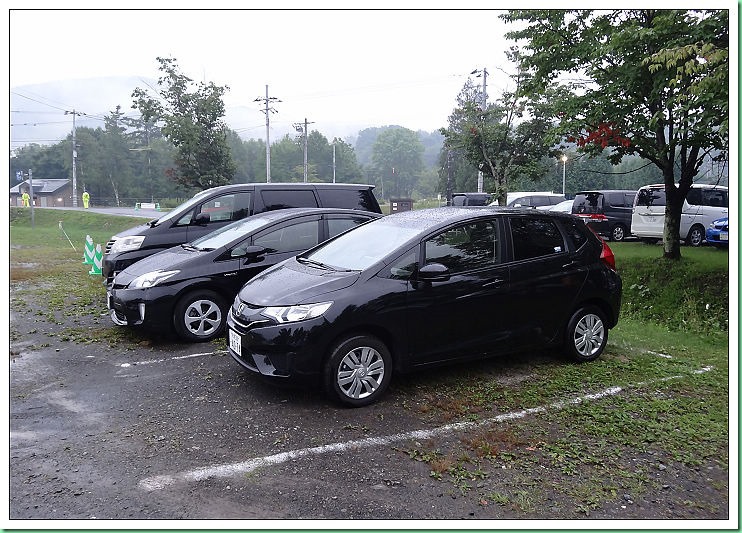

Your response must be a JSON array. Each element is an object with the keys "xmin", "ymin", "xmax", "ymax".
[
  {"xmin": 332, "ymin": 142, "xmax": 336, "ymax": 183},
  {"xmin": 64, "ymin": 109, "xmax": 82, "ymax": 207},
  {"xmin": 254, "ymin": 85, "xmax": 280, "ymax": 182},
  {"xmin": 293, "ymin": 118, "xmax": 314, "ymax": 183},
  {"xmin": 471, "ymin": 68, "xmax": 488, "ymax": 193},
  {"xmin": 28, "ymin": 169, "xmax": 34, "ymax": 228},
  {"xmin": 446, "ymin": 150, "xmax": 454, "ymax": 206}
]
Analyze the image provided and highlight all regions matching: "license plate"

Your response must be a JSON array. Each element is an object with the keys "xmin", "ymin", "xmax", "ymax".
[
  {"xmin": 229, "ymin": 328, "xmax": 242, "ymax": 355},
  {"xmin": 720, "ymin": 233, "xmax": 728, "ymax": 241}
]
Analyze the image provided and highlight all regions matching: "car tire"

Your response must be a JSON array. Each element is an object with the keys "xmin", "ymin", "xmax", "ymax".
[
  {"xmin": 173, "ymin": 290, "xmax": 227, "ymax": 342},
  {"xmin": 686, "ymin": 224, "xmax": 705, "ymax": 247},
  {"xmin": 324, "ymin": 335, "xmax": 392, "ymax": 407},
  {"xmin": 610, "ymin": 224, "xmax": 627, "ymax": 242},
  {"xmin": 564, "ymin": 306, "xmax": 608, "ymax": 362}
]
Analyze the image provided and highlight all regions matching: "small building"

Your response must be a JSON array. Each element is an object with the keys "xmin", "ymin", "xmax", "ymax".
[{"xmin": 10, "ymin": 179, "xmax": 73, "ymax": 207}]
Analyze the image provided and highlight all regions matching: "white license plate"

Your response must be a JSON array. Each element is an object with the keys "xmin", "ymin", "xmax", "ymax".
[
  {"xmin": 229, "ymin": 328, "xmax": 242, "ymax": 354},
  {"xmin": 720, "ymin": 233, "xmax": 728, "ymax": 241}
]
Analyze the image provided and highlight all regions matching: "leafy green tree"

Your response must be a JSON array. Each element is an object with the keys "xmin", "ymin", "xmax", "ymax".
[
  {"xmin": 132, "ymin": 57, "xmax": 236, "ymax": 191},
  {"xmin": 503, "ymin": 9, "xmax": 729, "ymax": 258},
  {"xmin": 371, "ymin": 127, "xmax": 425, "ymax": 199},
  {"xmin": 440, "ymin": 54, "xmax": 552, "ymax": 205}
]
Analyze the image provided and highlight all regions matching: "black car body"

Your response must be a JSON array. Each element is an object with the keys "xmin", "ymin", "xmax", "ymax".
[
  {"xmin": 107, "ymin": 208, "xmax": 380, "ymax": 341},
  {"xmin": 227, "ymin": 207, "xmax": 622, "ymax": 407},
  {"xmin": 572, "ymin": 190, "xmax": 637, "ymax": 242},
  {"xmin": 102, "ymin": 183, "xmax": 381, "ymax": 285},
  {"xmin": 451, "ymin": 192, "xmax": 492, "ymax": 206}
]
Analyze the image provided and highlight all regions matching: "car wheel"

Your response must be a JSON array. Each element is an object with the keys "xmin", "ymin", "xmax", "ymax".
[
  {"xmin": 173, "ymin": 290, "xmax": 226, "ymax": 342},
  {"xmin": 324, "ymin": 335, "xmax": 392, "ymax": 407},
  {"xmin": 686, "ymin": 224, "xmax": 705, "ymax": 247},
  {"xmin": 564, "ymin": 306, "xmax": 608, "ymax": 362},
  {"xmin": 610, "ymin": 224, "xmax": 627, "ymax": 242}
]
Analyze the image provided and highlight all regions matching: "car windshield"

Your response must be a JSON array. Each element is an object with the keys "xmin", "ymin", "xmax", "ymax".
[
  {"xmin": 190, "ymin": 216, "xmax": 271, "ymax": 249},
  {"xmin": 305, "ymin": 219, "xmax": 420, "ymax": 271}
]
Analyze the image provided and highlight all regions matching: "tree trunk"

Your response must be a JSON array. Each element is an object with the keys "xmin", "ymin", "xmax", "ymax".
[{"xmin": 662, "ymin": 166, "xmax": 682, "ymax": 260}]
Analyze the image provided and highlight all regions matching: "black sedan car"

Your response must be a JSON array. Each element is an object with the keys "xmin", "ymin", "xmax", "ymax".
[
  {"xmin": 227, "ymin": 207, "xmax": 623, "ymax": 407},
  {"xmin": 107, "ymin": 208, "xmax": 380, "ymax": 341}
]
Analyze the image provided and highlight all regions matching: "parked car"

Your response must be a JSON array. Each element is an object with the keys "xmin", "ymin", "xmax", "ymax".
[
  {"xmin": 489, "ymin": 191, "xmax": 566, "ymax": 208},
  {"xmin": 631, "ymin": 183, "xmax": 729, "ymax": 246},
  {"xmin": 546, "ymin": 199, "xmax": 575, "ymax": 213},
  {"xmin": 107, "ymin": 208, "xmax": 381, "ymax": 342},
  {"xmin": 102, "ymin": 183, "xmax": 382, "ymax": 285},
  {"xmin": 451, "ymin": 192, "xmax": 492, "ymax": 206},
  {"xmin": 706, "ymin": 217, "xmax": 729, "ymax": 248},
  {"xmin": 572, "ymin": 190, "xmax": 637, "ymax": 241},
  {"xmin": 227, "ymin": 207, "xmax": 622, "ymax": 407}
]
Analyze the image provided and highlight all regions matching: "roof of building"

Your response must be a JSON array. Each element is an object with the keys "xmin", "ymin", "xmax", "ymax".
[{"xmin": 10, "ymin": 179, "xmax": 71, "ymax": 194}]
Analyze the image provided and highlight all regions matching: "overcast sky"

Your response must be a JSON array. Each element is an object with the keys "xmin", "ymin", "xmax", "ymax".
[{"xmin": 10, "ymin": 7, "xmax": 522, "ymax": 141}]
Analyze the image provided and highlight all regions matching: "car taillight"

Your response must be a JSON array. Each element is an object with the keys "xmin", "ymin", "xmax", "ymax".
[
  {"xmin": 576, "ymin": 213, "xmax": 608, "ymax": 221},
  {"xmin": 600, "ymin": 240, "xmax": 616, "ymax": 271}
]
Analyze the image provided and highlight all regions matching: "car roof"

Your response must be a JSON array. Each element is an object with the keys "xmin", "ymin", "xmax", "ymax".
[
  {"xmin": 379, "ymin": 206, "xmax": 572, "ymax": 232},
  {"xmin": 575, "ymin": 190, "xmax": 637, "ymax": 194},
  {"xmin": 639, "ymin": 183, "xmax": 728, "ymax": 190},
  {"xmin": 253, "ymin": 207, "xmax": 382, "ymax": 221},
  {"xmin": 192, "ymin": 182, "xmax": 376, "ymax": 196}
]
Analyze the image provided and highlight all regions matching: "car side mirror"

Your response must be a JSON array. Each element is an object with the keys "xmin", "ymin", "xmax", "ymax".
[
  {"xmin": 417, "ymin": 263, "xmax": 450, "ymax": 282},
  {"xmin": 193, "ymin": 212, "xmax": 210, "ymax": 225},
  {"xmin": 233, "ymin": 245, "xmax": 268, "ymax": 262}
]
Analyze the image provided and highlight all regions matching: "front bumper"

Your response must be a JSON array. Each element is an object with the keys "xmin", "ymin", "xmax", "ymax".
[
  {"xmin": 107, "ymin": 285, "xmax": 176, "ymax": 330},
  {"xmin": 706, "ymin": 228, "xmax": 729, "ymax": 246},
  {"xmin": 226, "ymin": 310, "xmax": 326, "ymax": 381}
]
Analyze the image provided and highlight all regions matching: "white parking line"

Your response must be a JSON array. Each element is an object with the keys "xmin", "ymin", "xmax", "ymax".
[
  {"xmin": 119, "ymin": 350, "xmax": 227, "ymax": 368},
  {"xmin": 138, "ymin": 366, "xmax": 713, "ymax": 492}
]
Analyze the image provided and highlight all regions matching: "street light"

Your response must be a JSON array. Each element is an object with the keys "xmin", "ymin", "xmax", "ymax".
[{"xmin": 561, "ymin": 154, "xmax": 568, "ymax": 196}]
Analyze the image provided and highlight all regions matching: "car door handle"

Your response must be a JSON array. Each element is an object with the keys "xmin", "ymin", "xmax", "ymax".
[
  {"xmin": 562, "ymin": 261, "xmax": 579, "ymax": 269},
  {"xmin": 224, "ymin": 272, "xmax": 237, "ymax": 277},
  {"xmin": 483, "ymin": 277, "xmax": 506, "ymax": 287}
]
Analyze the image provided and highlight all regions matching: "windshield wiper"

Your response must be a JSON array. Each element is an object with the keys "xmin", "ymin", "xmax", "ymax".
[{"xmin": 297, "ymin": 256, "xmax": 336, "ymax": 271}]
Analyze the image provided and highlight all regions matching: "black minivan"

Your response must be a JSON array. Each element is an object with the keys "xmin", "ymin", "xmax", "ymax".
[
  {"xmin": 572, "ymin": 190, "xmax": 637, "ymax": 242},
  {"xmin": 102, "ymin": 183, "xmax": 381, "ymax": 285}
]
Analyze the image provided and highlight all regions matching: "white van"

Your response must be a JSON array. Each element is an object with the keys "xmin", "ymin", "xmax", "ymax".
[
  {"xmin": 631, "ymin": 183, "xmax": 729, "ymax": 246},
  {"xmin": 489, "ymin": 191, "xmax": 566, "ymax": 208}
]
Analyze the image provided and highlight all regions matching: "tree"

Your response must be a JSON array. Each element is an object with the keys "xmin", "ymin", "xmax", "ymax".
[
  {"xmin": 132, "ymin": 57, "xmax": 236, "ymax": 191},
  {"xmin": 370, "ymin": 127, "xmax": 425, "ymax": 199},
  {"xmin": 439, "ymin": 52, "xmax": 552, "ymax": 205},
  {"xmin": 503, "ymin": 9, "xmax": 729, "ymax": 258}
]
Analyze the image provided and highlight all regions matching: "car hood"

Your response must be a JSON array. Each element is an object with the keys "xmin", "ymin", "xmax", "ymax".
[
  {"xmin": 114, "ymin": 222, "xmax": 154, "ymax": 239},
  {"xmin": 113, "ymin": 246, "xmax": 211, "ymax": 286},
  {"xmin": 237, "ymin": 258, "xmax": 360, "ymax": 306}
]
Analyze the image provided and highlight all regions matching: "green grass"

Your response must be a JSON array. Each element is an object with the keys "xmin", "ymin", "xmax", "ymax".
[{"xmin": 611, "ymin": 241, "xmax": 729, "ymax": 333}]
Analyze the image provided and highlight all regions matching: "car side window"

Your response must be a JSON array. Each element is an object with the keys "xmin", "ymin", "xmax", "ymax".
[
  {"xmin": 253, "ymin": 220, "xmax": 319, "ymax": 254},
  {"xmin": 379, "ymin": 250, "xmax": 419, "ymax": 280},
  {"xmin": 561, "ymin": 218, "xmax": 588, "ymax": 250},
  {"xmin": 702, "ymin": 189, "xmax": 727, "ymax": 208},
  {"xmin": 424, "ymin": 221, "xmax": 498, "ymax": 274},
  {"xmin": 327, "ymin": 216, "xmax": 371, "ymax": 239},
  {"xmin": 260, "ymin": 190, "xmax": 318, "ymax": 211},
  {"xmin": 177, "ymin": 192, "xmax": 252, "ymax": 226},
  {"xmin": 510, "ymin": 217, "xmax": 566, "ymax": 261}
]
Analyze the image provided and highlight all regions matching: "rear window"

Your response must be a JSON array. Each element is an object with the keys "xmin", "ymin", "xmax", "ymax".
[
  {"xmin": 573, "ymin": 193, "xmax": 603, "ymax": 214},
  {"xmin": 318, "ymin": 188, "xmax": 380, "ymax": 212},
  {"xmin": 561, "ymin": 218, "xmax": 589, "ymax": 250},
  {"xmin": 635, "ymin": 188, "xmax": 666, "ymax": 207}
]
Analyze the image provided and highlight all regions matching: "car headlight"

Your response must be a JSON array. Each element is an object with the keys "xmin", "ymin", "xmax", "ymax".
[
  {"xmin": 261, "ymin": 302, "xmax": 333, "ymax": 323},
  {"xmin": 128, "ymin": 269, "xmax": 180, "ymax": 289},
  {"xmin": 110, "ymin": 236, "xmax": 146, "ymax": 254}
]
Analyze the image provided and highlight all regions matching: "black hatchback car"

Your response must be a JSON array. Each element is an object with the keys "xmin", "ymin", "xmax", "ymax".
[
  {"xmin": 107, "ymin": 208, "xmax": 380, "ymax": 342},
  {"xmin": 227, "ymin": 207, "xmax": 622, "ymax": 407}
]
